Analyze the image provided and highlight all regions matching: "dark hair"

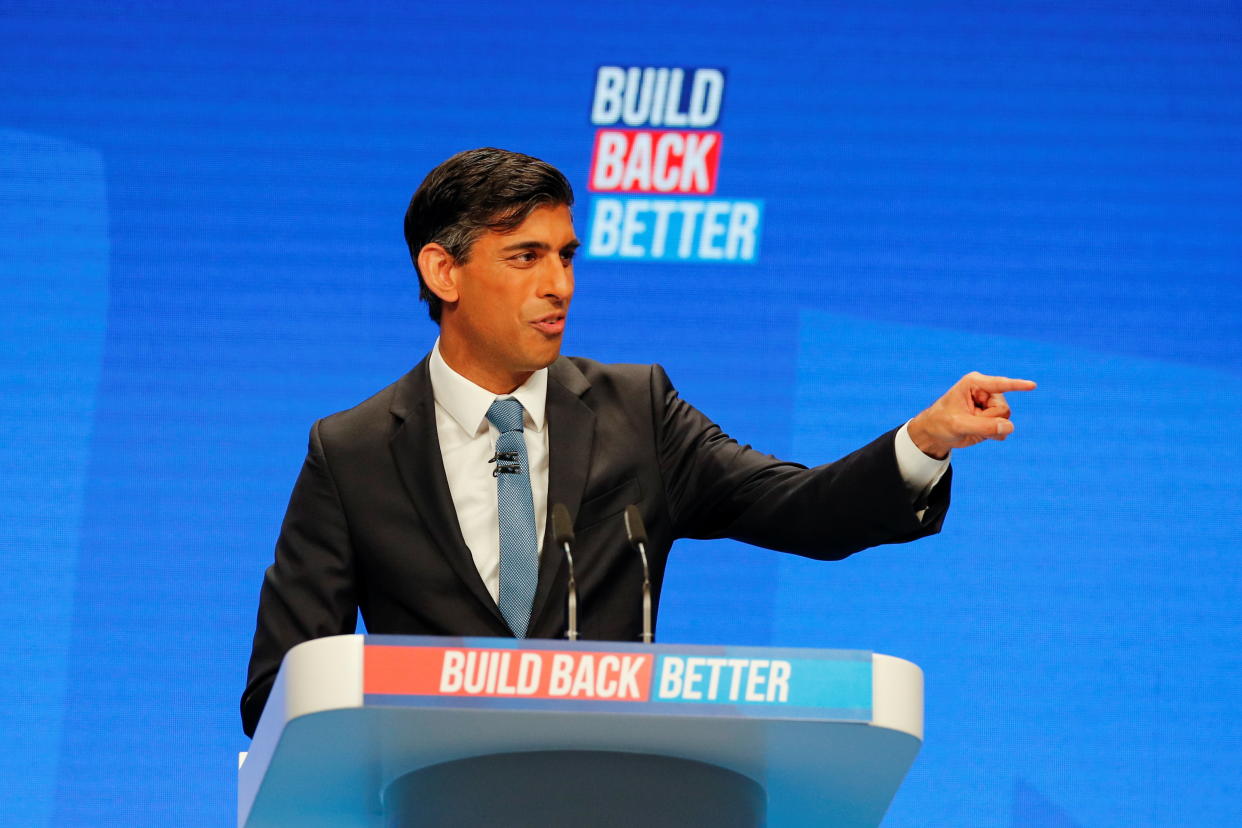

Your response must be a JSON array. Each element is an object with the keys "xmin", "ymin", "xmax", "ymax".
[{"xmin": 403, "ymin": 147, "xmax": 575, "ymax": 323}]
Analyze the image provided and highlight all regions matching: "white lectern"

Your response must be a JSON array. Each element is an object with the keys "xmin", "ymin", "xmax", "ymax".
[{"xmin": 238, "ymin": 635, "xmax": 923, "ymax": 827}]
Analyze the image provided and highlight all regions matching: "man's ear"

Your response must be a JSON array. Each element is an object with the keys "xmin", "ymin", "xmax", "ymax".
[{"xmin": 418, "ymin": 243, "xmax": 460, "ymax": 305}]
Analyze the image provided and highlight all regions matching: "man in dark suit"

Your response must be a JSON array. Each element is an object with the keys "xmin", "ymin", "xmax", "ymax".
[{"xmin": 241, "ymin": 148, "xmax": 1034, "ymax": 738}]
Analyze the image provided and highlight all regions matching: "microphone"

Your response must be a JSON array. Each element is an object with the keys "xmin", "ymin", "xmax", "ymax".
[
  {"xmin": 488, "ymin": 450, "xmax": 521, "ymax": 476},
  {"xmin": 551, "ymin": 503, "xmax": 578, "ymax": 641},
  {"xmin": 623, "ymin": 505, "xmax": 653, "ymax": 644}
]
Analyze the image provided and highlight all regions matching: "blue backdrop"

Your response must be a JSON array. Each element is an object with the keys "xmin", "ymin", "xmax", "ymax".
[{"xmin": 2, "ymin": 1, "xmax": 1240, "ymax": 825}]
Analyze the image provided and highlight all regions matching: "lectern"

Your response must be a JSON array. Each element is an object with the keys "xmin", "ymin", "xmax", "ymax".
[{"xmin": 238, "ymin": 635, "xmax": 923, "ymax": 827}]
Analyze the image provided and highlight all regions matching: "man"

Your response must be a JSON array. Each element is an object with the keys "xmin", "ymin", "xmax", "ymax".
[{"xmin": 241, "ymin": 148, "xmax": 1034, "ymax": 737}]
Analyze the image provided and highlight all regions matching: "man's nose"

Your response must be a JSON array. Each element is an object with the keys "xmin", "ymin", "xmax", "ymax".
[{"xmin": 539, "ymin": 257, "xmax": 574, "ymax": 302}]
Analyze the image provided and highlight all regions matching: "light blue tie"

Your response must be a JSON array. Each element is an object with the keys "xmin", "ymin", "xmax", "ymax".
[{"xmin": 487, "ymin": 398, "xmax": 539, "ymax": 638}]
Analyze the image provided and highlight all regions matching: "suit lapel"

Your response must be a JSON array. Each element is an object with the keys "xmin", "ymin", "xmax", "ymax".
[
  {"xmin": 529, "ymin": 357, "xmax": 595, "ymax": 633},
  {"xmin": 388, "ymin": 357, "xmax": 508, "ymax": 631}
]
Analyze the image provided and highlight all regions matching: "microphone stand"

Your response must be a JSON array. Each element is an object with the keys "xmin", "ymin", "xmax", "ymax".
[
  {"xmin": 624, "ymin": 505, "xmax": 654, "ymax": 644},
  {"xmin": 552, "ymin": 503, "xmax": 578, "ymax": 641}
]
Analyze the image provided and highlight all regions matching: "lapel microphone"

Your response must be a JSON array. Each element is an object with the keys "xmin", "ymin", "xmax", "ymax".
[
  {"xmin": 551, "ymin": 503, "xmax": 578, "ymax": 641},
  {"xmin": 488, "ymin": 450, "xmax": 521, "ymax": 476},
  {"xmin": 623, "ymin": 505, "xmax": 654, "ymax": 644}
]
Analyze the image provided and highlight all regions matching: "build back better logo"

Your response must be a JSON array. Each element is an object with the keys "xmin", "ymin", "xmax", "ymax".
[{"xmin": 585, "ymin": 66, "xmax": 763, "ymax": 263}]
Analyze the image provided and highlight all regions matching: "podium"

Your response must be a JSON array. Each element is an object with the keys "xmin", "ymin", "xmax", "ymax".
[{"xmin": 238, "ymin": 635, "xmax": 923, "ymax": 827}]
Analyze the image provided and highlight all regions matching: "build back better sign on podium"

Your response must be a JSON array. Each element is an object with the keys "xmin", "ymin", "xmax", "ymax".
[{"xmin": 238, "ymin": 635, "xmax": 924, "ymax": 827}]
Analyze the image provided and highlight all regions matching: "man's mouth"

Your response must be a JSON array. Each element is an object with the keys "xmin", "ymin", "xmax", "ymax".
[{"xmin": 530, "ymin": 313, "xmax": 566, "ymax": 335}]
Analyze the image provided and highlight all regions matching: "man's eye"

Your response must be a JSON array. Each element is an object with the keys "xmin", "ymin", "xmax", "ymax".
[
  {"xmin": 561, "ymin": 250, "xmax": 577, "ymax": 262},
  {"xmin": 511, "ymin": 252, "xmax": 537, "ymax": 264}
]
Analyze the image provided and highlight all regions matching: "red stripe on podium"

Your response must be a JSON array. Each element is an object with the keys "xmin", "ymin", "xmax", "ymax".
[{"xmin": 364, "ymin": 645, "xmax": 653, "ymax": 701}]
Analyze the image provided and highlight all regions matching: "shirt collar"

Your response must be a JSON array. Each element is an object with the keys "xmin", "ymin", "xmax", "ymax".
[{"xmin": 428, "ymin": 338, "xmax": 548, "ymax": 437}]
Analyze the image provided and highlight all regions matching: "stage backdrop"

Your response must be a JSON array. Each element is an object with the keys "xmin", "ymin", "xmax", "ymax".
[{"xmin": 2, "ymin": 2, "xmax": 1240, "ymax": 825}]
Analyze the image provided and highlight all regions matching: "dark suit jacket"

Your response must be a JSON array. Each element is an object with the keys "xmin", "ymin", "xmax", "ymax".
[{"xmin": 241, "ymin": 355, "xmax": 950, "ymax": 736}]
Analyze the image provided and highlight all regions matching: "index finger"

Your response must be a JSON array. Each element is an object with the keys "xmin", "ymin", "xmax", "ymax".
[{"xmin": 966, "ymin": 373, "xmax": 1037, "ymax": 393}]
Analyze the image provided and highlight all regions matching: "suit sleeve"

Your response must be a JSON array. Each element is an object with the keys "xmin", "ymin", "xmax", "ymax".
[
  {"xmin": 652, "ymin": 365, "xmax": 949, "ymax": 560},
  {"xmin": 240, "ymin": 420, "xmax": 358, "ymax": 738}
]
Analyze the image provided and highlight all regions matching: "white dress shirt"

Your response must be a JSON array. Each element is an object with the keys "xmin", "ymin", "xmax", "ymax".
[
  {"xmin": 429, "ymin": 339, "xmax": 949, "ymax": 602},
  {"xmin": 429, "ymin": 341, "xmax": 550, "ymax": 604},
  {"xmin": 894, "ymin": 421, "xmax": 951, "ymax": 521}
]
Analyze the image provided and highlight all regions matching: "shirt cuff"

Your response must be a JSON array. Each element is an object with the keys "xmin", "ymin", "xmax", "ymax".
[{"xmin": 895, "ymin": 419, "xmax": 950, "ymax": 500}]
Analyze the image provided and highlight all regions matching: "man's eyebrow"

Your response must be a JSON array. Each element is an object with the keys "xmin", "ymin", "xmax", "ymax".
[
  {"xmin": 499, "ymin": 239, "xmax": 582, "ymax": 253},
  {"xmin": 499, "ymin": 240, "xmax": 548, "ymax": 252}
]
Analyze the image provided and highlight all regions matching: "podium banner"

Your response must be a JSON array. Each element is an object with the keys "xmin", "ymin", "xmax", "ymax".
[{"xmin": 363, "ymin": 636, "xmax": 871, "ymax": 721}]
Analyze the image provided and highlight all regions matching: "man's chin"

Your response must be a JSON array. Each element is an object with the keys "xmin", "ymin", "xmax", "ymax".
[
  {"xmin": 507, "ymin": 326, "xmax": 564, "ymax": 374},
  {"xmin": 532, "ymin": 345, "xmax": 563, "ymax": 370}
]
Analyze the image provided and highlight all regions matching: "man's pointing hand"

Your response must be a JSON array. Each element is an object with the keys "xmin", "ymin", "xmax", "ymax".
[{"xmin": 907, "ymin": 372, "xmax": 1038, "ymax": 460}]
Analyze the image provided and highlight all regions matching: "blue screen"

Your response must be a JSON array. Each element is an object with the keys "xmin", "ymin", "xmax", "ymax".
[{"xmin": 2, "ymin": 1, "xmax": 1240, "ymax": 825}]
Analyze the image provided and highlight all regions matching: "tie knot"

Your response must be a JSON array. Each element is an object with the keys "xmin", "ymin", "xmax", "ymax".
[{"xmin": 486, "ymin": 398, "xmax": 525, "ymax": 433}]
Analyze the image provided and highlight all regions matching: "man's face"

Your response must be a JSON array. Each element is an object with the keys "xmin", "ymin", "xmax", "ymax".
[{"xmin": 440, "ymin": 203, "xmax": 579, "ymax": 390}]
